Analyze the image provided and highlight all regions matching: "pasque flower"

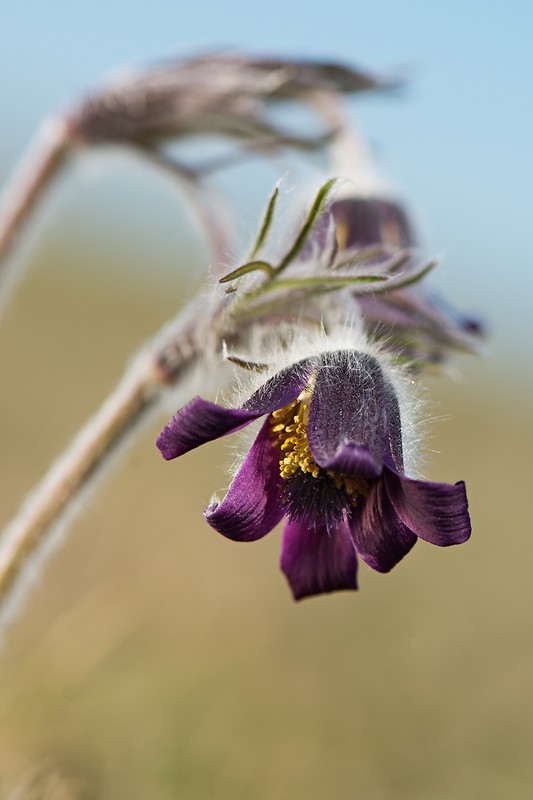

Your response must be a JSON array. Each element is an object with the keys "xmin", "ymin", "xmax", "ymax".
[
  {"xmin": 331, "ymin": 196, "xmax": 484, "ymax": 364},
  {"xmin": 156, "ymin": 343, "xmax": 471, "ymax": 599}
]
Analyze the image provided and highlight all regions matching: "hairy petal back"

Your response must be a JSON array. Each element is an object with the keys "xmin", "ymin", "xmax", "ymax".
[{"xmin": 307, "ymin": 350, "xmax": 403, "ymax": 477}]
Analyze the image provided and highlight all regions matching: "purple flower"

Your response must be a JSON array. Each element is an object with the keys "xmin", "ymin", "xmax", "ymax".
[
  {"xmin": 331, "ymin": 197, "xmax": 484, "ymax": 362},
  {"xmin": 156, "ymin": 350, "xmax": 471, "ymax": 600}
]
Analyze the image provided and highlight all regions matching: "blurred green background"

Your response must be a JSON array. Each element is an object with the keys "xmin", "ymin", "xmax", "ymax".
[
  {"xmin": 2, "ymin": 1, "xmax": 533, "ymax": 796},
  {"xmin": 0, "ymin": 210, "xmax": 531, "ymax": 799}
]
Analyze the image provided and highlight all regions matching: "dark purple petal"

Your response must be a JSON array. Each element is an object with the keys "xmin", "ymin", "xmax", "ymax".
[
  {"xmin": 307, "ymin": 350, "xmax": 404, "ymax": 476},
  {"xmin": 350, "ymin": 478, "xmax": 417, "ymax": 572},
  {"xmin": 332, "ymin": 197, "xmax": 415, "ymax": 250},
  {"xmin": 205, "ymin": 419, "xmax": 284, "ymax": 541},
  {"xmin": 357, "ymin": 289, "xmax": 483, "ymax": 353},
  {"xmin": 157, "ymin": 357, "xmax": 315, "ymax": 461},
  {"xmin": 156, "ymin": 398, "xmax": 262, "ymax": 460},
  {"xmin": 319, "ymin": 442, "xmax": 384, "ymax": 478},
  {"xmin": 243, "ymin": 358, "xmax": 315, "ymax": 413},
  {"xmin": 384, "ymin": 468, "xmax": 471, "ymax": 547},
  {"xmin": 280, "ymin": 516, "xmax": 358, "ymax": 600}
]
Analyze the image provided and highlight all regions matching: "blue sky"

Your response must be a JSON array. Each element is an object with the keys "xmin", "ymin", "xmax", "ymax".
[{"xmin": 1, "ymin": 0, "xmax": 532, "ymax": 371}]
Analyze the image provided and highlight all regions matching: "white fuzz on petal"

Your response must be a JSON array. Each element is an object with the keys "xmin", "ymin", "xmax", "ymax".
[{"xmin": 223, "ymin": 317, "xmax": 427, "ymax": 483}]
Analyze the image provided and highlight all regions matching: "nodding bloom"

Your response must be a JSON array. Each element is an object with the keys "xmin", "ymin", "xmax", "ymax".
[
  {"xmin": 331, "ymin": 196, "xmax": 484, "ymax": 362},
  {"xmin": 156, "ymin": 342, "xmax": 471, "ymax": 600}
]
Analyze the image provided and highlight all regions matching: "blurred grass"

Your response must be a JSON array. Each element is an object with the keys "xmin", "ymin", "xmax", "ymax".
[{"xmin": 0, "ymin": 242, "xmax": 531, "ymax": 800}]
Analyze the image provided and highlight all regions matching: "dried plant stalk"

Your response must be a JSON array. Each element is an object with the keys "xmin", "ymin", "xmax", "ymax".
[
  {"xmin": 0, "ymin": 117, "xmax": 70, "ymax": 286},
  {"xmin": 0, "ymin": 300, "xmax": 206, "ymax": 633}
]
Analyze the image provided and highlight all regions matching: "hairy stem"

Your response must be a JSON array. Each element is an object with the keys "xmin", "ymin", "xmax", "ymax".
[
  {"xmin": 132, "ymin": 146, "xmax": 232, "ymax": 269},
  {"xmin": 0, "ymin": 298, "xmax": 207, "ymax": 633},
  {"xmin": 0, "ymin": 117, "xmax": 71, "ymax": 294}
]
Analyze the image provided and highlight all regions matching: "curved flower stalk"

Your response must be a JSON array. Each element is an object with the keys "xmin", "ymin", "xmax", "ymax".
[
  {"xmin": 0, "ymin": 52, "xmax": 394, "ymax": 305},
  {"xmin": 70, "ymin": 52, "xmax": 396, "ymax": 149},
  {"xmin": 157, "ymin": 335, "xmax": 471, "ymax": 600}
]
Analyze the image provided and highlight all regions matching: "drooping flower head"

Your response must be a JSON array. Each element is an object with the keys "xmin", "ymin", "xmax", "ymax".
[
  {"xmin": 151, "ymin": 66, "xmax": 478, "ymax": 602},
  {"xmin": 330, "ymin": 191, "xmax": 484, "ymax": 365},
  {"xmin": 156, "ymin": 330, "xmax": 471, "ymax": 600}
]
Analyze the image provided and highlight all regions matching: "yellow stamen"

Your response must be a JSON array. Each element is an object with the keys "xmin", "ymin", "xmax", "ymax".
[{"xmin": 269, "ymin": 390, "xmax": 370, "ymax": 504}]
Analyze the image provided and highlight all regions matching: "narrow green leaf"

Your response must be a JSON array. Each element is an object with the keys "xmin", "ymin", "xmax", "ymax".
[
  {"xmin": 333, "ymin": 245, "xmax": 387, "ymax": 269},
  {"xmin": 276, "ymin": 178, "xmax": 338, "ymax": 273},
  {"xmin": 261, "ymin": 273, "xmax": 387, "ymax": 293},
  {"xmin": 369, "ymin": 260, "xmax": 437, "ymax": 294},
  {"xmin": 249, "ymin": 183, "xmax": 280, "ymax": 259},
  {"xmin": 219, "ymin": 260, "xmax": 275, "ymax": 284},
  {"xmin": 225, "ymin": 355, "xmax": 269, "ymax": 372}
]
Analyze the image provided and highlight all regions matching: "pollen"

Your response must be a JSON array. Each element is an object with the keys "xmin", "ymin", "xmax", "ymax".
[
  {"xmin": 270, "ymin": 392, "xmax": 369, "ymax": 505},
  {"xmin": 271, "ymin": 396, "xmax": 319, "ymax": 480}
]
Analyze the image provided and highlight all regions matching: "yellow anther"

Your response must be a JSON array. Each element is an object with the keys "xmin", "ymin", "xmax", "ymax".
[{"xmin": 269, "ymin": 389, "xmax": 369, "ymax": 505}]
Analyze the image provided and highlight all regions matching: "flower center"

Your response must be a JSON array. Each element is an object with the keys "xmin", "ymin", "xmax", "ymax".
[
  {"xmin": 270, "ymin": 392, "xmax": 318, "ymax": 480},
  {"xmin": 270, "ymin": 392, "xmax": 369, "ymax": 530}
]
